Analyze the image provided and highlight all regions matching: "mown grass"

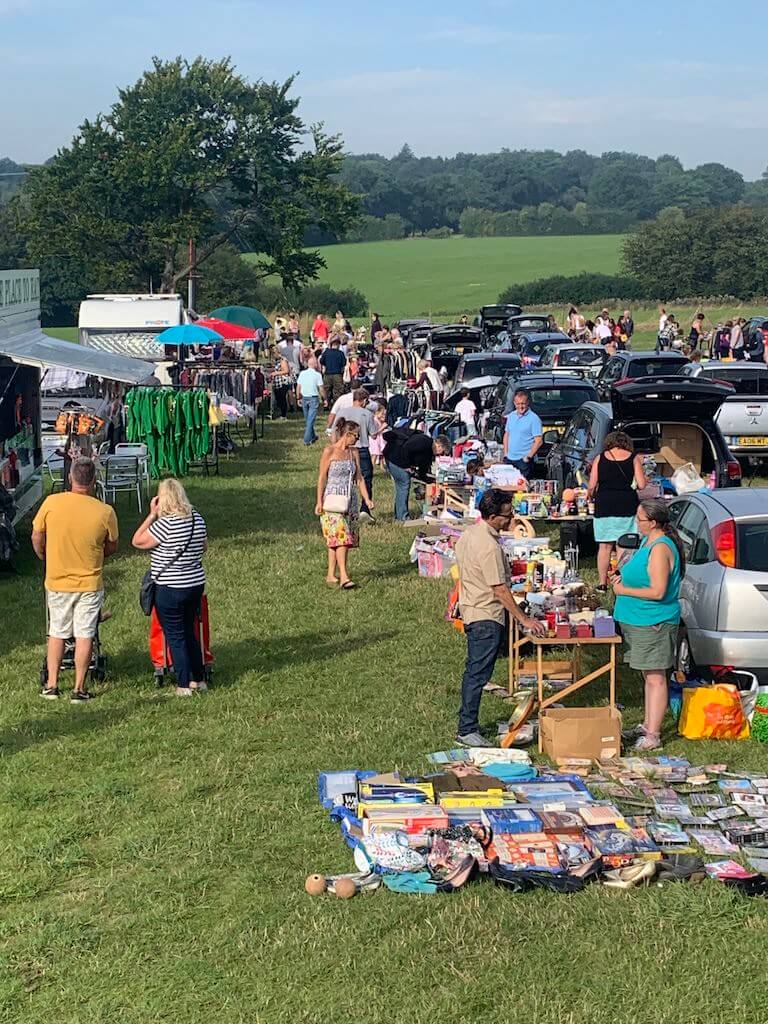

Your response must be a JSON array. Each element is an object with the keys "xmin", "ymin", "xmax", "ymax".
[
  {"xmin": 3, "ymin": 421, "xmax": 768, "ymax": 1023},
  {"xmin": 247, "ymin": 234, "xmax": 625, "ymax": 321}
]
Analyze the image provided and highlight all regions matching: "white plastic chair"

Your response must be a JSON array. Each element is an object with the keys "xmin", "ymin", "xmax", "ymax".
[{"xmin": 103, "ymin": 455, "xmax": 143, "ymax": 513}]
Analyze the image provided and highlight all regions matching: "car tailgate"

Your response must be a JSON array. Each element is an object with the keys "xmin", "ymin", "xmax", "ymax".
[
  {"xmin": 718, "ymin": 572, "xmax": 768, "ymax": 631},
  {"xmin": 716, "ymin": 398, "xmax": 768, "ymax": 438}
]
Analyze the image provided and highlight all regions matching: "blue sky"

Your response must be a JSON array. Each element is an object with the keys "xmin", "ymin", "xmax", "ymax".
[{"xmin": 2, "ymin": 0, "xmax": 767, "ymax": 176}]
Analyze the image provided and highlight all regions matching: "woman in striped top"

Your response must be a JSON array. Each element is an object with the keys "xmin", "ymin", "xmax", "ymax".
[{"xmin": 132, "ymin": 479, "xmax": 208, "ymax": 696}]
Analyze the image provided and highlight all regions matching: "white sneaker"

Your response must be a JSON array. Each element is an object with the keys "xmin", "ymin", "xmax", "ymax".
[{"xmin": 175, "ymin": 687, "xmax": 194, "ymax": 697}]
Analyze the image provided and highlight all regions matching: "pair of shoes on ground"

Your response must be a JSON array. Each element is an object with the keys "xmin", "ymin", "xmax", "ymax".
[
  {"xmin": 176, "ymin": 682, "xmax": 208, "ymax": 697},
  {"xmin": 621, "ymin": 723, "xmax": 662, "ymax": 751},
  {"xmin": 325, "ymin": 579, "xmax": 358, "ymax": 589},
  {"xmin": 455, "ymin": 731, "xmax": 494, "ymax": 748},
  {"xmin": 40, "ymin": 687, "xmax": 92, "ymax": 703}
]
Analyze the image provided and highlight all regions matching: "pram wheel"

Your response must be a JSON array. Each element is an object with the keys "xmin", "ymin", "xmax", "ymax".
[
  {"xmin": 204, "ymin": 665, "xmax": 213, "ymax": 685},
  {"xmin": 154, "ymin": 670, "xmax": 166, "ymax": 688}
]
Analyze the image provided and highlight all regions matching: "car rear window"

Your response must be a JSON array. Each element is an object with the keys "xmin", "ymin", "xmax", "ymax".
[
  {"xmin": 737, "ymin": 521, "xmax": 768, "ymax": 571},
  {"xmin": 463, "ymin": 359, "xmax": 520, "ymax": 380},
  {"xmin": 527, "ymin": 387, "xmax": 595, "ymax": 416},
  {"xmin": 701, "ymin": 370, "xmax": 768, "ymax": 395},
  {"xmin": 631, "ymin": 358, "xmax": 686, "ymax": 376},
  {"xmin": 560, "ymin": 350, "xmax": 604, "ymax": 366}
]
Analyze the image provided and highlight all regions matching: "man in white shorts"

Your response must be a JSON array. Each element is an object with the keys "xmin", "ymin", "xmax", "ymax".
[{"xmin": 32, "ymin": 458, "xmax": 118, "ymax": 702}]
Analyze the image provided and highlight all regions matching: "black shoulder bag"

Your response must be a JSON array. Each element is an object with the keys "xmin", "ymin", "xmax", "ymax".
[{"xmin": 139, "ymin": 515, "xmax": 196, "ymax": 616}]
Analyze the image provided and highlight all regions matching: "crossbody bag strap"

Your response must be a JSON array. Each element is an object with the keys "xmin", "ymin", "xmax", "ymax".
[{"xmin": 154, "ymin": 514, "xmax": 196, "ymax": 583}]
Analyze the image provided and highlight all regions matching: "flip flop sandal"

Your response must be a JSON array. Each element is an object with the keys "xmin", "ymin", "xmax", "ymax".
[
  {"xmin": 325, "ymin": 871, "xmax": 381, "ymax": 894},
  {"xmin": 341, "ymin": 581, "xmax": 358, "ymax": 590}
]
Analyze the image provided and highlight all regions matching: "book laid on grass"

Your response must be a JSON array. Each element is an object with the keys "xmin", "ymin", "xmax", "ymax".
[
  {"xmin": 688, "ymin": 792, "xmax": 725, "ymax": 808},
  {"xmin": 492, "ymin": 833, "xmax": 562, "ymax": 872},
  {"xmin": 537, "ymin": 811, "xmax": 584, "ymax": 834},
  {"xmin": 706, "ymin": 805, "xmax": 746, "ymax": 823},
  {"xmin": 704, "ymin": 860, "xmax": 758, "ymax": 880},
  {"xmin": 579, "ymin": 803, "xmax": 624, "ymax": 827},
  {"xmin": 688, "ymin": 829, "xmax": 739, "ymax": 855},
  {"xmin": 481, "ymin": 807, "xmax": 542, "ymax": 834},
  {"xmin": 648, "ymin": 820, "xmax": 690, "ymax": 846}
]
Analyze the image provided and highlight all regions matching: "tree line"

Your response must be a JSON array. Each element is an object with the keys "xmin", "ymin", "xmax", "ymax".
[
  {"xmin": 332, "ymin": 146, "xmax": 768, "ymax": 241},
  {"xmin": 497, "ymin": 205, "xmax": 768, "ymax": 306}
]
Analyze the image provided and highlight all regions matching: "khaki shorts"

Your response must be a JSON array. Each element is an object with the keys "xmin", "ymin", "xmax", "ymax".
[
  {"xmin": 619, "ymin": 620, "xmax": 678, "ymax": 671},
  {"xmin": 47, "ymin": 590, "xmax": 104, "ymax": 639}
]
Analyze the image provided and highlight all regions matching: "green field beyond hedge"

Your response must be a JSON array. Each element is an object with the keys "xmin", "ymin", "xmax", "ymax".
[{"xmin": 247, "ymin": 235, "xmax": 624, "ymax": 321}]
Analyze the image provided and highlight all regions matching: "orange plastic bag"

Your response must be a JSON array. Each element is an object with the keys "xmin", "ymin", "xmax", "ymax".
[{"xmin": 678, "ymin": 683, "xmax": 750, "ymax": 740}]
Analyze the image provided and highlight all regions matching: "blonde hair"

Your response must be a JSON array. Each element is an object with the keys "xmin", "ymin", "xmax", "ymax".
[{"xmin": 157, "ymin": 478, "xmax": 193, "ymax": 518}]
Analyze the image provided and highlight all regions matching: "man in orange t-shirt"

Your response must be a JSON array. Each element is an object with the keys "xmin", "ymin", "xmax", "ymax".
[{"xmin": 32, "ymin": 459, "xmax": 118, "ymax": 701}]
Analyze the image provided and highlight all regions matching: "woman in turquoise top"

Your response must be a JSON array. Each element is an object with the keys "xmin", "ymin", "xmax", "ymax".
[{"xmin": 610, "ymin": 499, "xmax": 685, "ymax": 752}]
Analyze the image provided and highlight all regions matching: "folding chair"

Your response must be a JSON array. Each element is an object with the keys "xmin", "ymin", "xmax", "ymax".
[
  {"xmin": 114, "ymin": 442, "xmax": 151, "ymax": 500},
  {"xmin": 44, "ymin": 451, "xmax": 65, "ymax": 493},
  {"xmin": 102, "ymin": 455, "xmax": 143, "ymax": 512}
]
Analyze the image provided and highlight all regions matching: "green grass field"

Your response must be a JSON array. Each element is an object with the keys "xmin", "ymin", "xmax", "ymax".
[
  {"xmin": 248, "ymin": 234, "xmax": 625, "ymax": 322},
  {"xmin": 3, "ymin": 423, "xmax": 768, "ymax": 1023}
]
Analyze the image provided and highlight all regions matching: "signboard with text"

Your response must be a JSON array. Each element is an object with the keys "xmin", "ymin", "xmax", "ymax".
[{"xmin": 0, "ymin": 268, "xmax": 40, "ymax": 328}]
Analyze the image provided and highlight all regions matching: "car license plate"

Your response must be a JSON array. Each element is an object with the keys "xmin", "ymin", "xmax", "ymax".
[{"xmin": 738, "ymin": 436, "xmax": 768, "ymax": 445}]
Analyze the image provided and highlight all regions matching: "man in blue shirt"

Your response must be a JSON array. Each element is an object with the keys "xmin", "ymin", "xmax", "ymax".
[
  {"xmin": 502, "ymin": 388, "xmax": 542, "ymax": 479},
  {"xmin": 296, "ymin": 366, "xmax": 327, "ymax": 445},
  {"xmin": 319, "ymin": 337, "xmax": 347, "ymax": 405}
]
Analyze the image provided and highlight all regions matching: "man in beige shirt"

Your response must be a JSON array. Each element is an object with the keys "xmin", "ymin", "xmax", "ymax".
[{"xmin": 454, "ymin": 488, "xmax": 544, "ymax": 747}]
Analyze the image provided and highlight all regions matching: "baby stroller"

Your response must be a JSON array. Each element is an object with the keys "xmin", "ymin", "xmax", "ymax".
[
  {"xmin": 149, "ymin": 594, "xmax": 214, "ymax": 687},
  {"xmin": 39, "ymin": 601, "xmax": 107, "ymax": 689}
]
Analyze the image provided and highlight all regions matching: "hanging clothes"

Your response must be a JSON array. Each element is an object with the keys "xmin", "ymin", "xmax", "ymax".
[{"xmin": 125, "ymin": 387, "xmax": 210, "ymax": 478}]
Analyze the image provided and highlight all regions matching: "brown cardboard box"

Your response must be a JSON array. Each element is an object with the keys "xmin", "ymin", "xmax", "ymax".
[
  {"xmin": 540, "ymin": 706, "xmax": 622, "ymax": 761},
  {"xmin": 657, "ymin": 424, "xmax": 703, "ymax": 473}
]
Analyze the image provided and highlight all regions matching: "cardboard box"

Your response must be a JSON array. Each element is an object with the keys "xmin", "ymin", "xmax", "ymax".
[{"xmin": 540, "ymin": 706, "xmax": 622, "ymax": 761}]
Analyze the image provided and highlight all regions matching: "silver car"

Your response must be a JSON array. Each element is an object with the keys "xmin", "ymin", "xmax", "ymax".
[
  {"xmin": 538, "ymin": 344, "xmax": 608, "ymax": 380},
  {"xmin": 667, "ymin": 489, "xmax": 768, "ymax": 682}
]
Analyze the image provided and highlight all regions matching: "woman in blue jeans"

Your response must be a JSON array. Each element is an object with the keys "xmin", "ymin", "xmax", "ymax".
[{"xmin": 133, "ymin": 479, "xmax": 208, "ymax": 696}]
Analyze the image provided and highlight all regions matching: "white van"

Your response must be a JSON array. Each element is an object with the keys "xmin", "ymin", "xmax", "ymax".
[{"xmin": 79, "ymin": 293, "xmax": 185, "ymax": 360}]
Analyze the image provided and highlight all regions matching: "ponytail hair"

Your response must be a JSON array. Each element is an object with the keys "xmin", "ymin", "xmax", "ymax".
[
  {"xmin": 335, "ymin": 416, "xmax": 360, "ymax": 439},
  {"xmin": 639, "ymin": 499, "xmax": 685, "ymax": 575}
]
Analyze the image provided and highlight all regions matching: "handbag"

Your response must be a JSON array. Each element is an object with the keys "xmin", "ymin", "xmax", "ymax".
[
  {"xmin": 322, "ymin": 492, "xmax": 350, "ymax": 514},
  {"xmin": 139, "ymin": 516, "xmax": 196, "ymax": 616},
  {"xmin": 322, "ymin": 461, "xmax": 352, "ymax": 513}
]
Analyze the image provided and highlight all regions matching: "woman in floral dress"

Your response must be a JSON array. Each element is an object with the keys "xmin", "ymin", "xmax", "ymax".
[{"xmin": 315, "ymin": 418, "xmax": 373, "ymax": 590}]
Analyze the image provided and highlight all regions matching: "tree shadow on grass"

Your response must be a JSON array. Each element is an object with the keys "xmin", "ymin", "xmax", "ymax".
[
  {"xmin": 0, "ymin": 696, "xmax": 160, "ymax": 758},
  {"xmin": 209, "ymin": 629, "xmax": 399, "ymax": 687}
]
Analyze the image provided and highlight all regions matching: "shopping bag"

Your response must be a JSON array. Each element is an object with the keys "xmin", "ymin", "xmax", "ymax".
[
  {"xmin": 446, "ymin": 579, "xmax": 464, "ymax": 633},
  {"xmin": 678, "ymin": 683, "xmax": 750, "ymax": 740}
]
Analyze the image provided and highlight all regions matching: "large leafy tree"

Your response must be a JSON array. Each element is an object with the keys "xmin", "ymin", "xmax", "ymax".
[
  {"xmin": 17, "ymin": 57, "xmax": 358, "ymax": 298},
  {"xmin": 622, "ymin": 206, "xmax": 768, "ymax": 298}
]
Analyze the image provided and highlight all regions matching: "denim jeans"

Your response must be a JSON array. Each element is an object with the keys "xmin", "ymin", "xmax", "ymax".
[
  {"xmin": 503, "ymin": 457, "xmax": 532, "ymax": 479},
  {"xmin": 358, "ymin": 447, "xmax": 373, "ymax": 515},
  {"xmin": 458, "ymin": 619, "xmax": 506, "ymax": 735},
  {"xmin": 301, "ymin": 395, "xmax": 320, "ymax": 444},
  {"xmin": 386, "ymin": 460, "xmax": 412, "ymax": 520},
  {"xmin": 154, "ymin": 584, "xmax": 205, "ymax": 687}
]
